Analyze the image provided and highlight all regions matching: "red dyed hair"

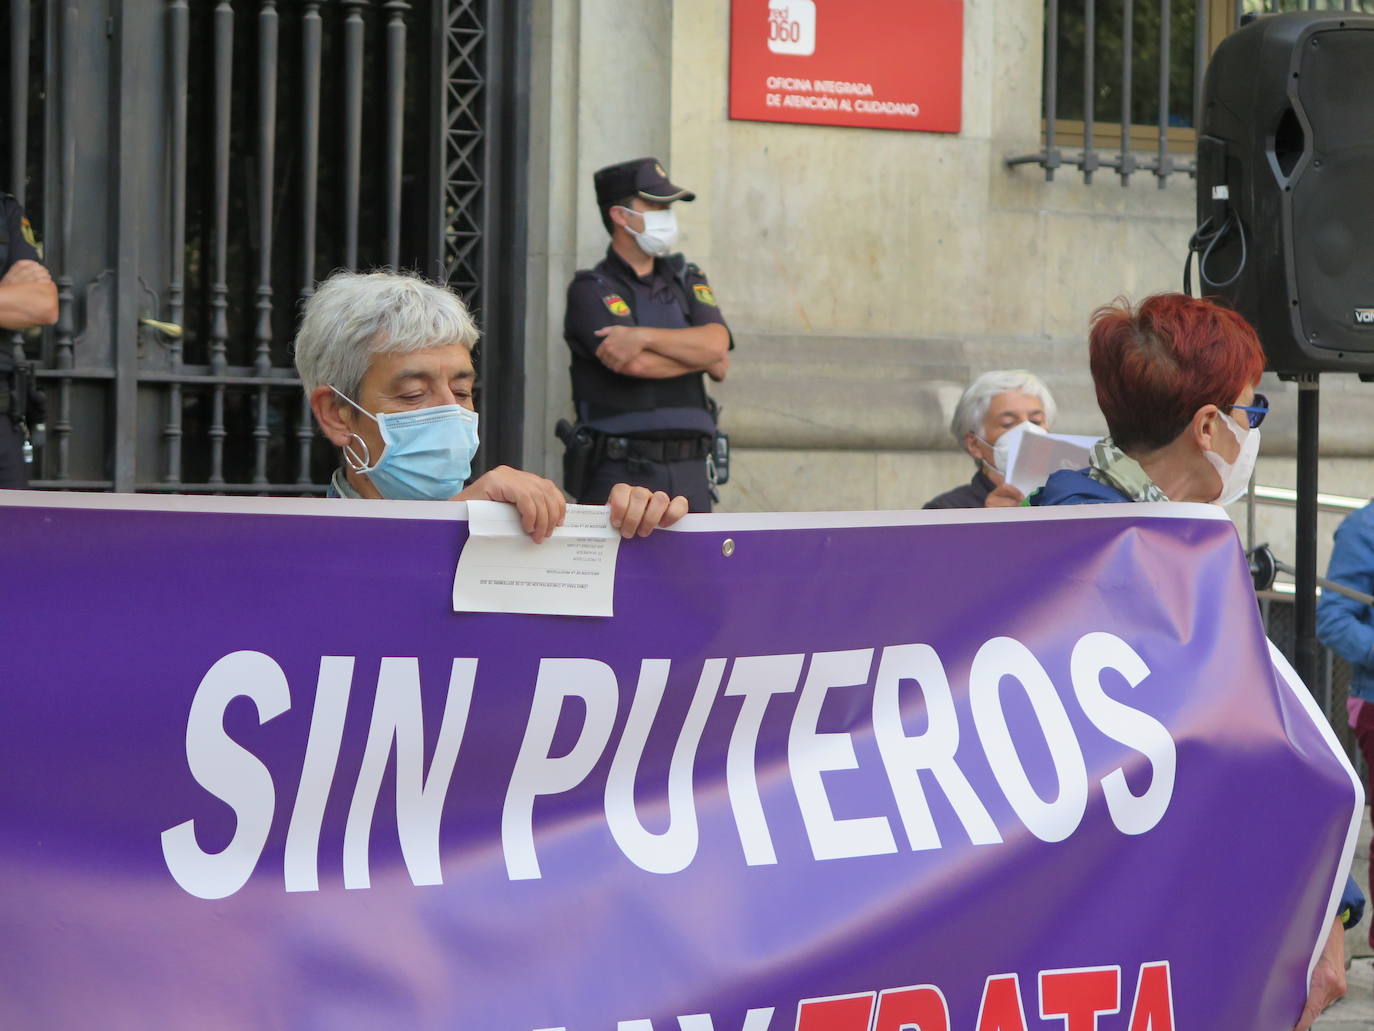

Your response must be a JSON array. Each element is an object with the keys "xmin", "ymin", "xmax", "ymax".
[{"xmin": 1088, "ymin": 294, "xmax": 1265, "ymax": 452}]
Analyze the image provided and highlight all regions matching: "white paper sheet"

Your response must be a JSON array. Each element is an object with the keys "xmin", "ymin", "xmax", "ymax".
[
  {"xmin": 1002, "ymin": 425, "xmax": 1097, "ymax": 495},
  {"xmin": 451, "ymin": 501, "xmax": 622, "ymax": 617}
]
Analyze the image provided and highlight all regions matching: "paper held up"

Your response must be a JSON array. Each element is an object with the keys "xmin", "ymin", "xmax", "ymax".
[
  {"xmin": 452, "ymin": 501, "xmax": 622, "ymax": 617},
  {"xmin": 999, "ymin": 423, "xmax": 1098, "ymax": 495}
]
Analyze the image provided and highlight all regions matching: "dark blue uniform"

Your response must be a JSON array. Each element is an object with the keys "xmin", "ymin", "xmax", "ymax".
[{"xmin": 563, "ymin": 246, "xmax": 731, "ymax": 511}]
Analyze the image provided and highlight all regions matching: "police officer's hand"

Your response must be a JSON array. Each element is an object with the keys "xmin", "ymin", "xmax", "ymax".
[
  {"xmin": 594, "ymin": 325, "xmax": 649, "ymax": 372},
  {"xmin": 0, "ymin": 259, "xmax": 52, "ymax": 286},
  {"xmin": 608, "ymin": 483, "xmax": 689, "ymax": 538},
  {"xmin": 456, "ymin": 465, "xmax": 567, "ymax": 544},
  {"xmin": 984, "ymin": 482, "xmax": 1025, "ymax": 508}
]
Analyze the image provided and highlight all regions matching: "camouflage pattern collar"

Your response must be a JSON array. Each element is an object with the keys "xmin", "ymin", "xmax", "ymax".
[{"xmin": 1087, "ymin": 438, "xmax": 1170, "ymax": 503}]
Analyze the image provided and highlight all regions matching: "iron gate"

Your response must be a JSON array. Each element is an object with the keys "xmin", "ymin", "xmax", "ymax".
[{"xmin": 0, "ymin": 0, "xmax": 529, "ymax": 494}]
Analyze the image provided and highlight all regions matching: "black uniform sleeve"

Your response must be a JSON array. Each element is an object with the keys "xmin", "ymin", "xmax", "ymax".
[
  {"xmin": 563, "ymin": 271, "xmax": 634, "ymax": 361},
  {"xmin": 684, "ymin": 265, "xmax": 733, "ymax": 349},
  {"xmin": 1, "ymin": 196, "xmax": 42, "ymax": 269}
]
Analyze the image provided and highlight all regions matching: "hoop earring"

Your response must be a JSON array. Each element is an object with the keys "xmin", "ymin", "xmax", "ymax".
[{"xmin": 342, "ymin": 433, "xmax": 371, "ymax": 473}]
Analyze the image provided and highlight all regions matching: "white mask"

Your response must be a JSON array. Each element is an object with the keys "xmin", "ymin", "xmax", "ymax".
[
  {"xmin": 620, "ymin": 206, "xmax": 679, "ymax": 257},
  {"xmin": 1204, "ymin": 410, "xmax": 1260, "ymax": 506},
  {"xmin": 978, "ymin": 420, "xmax": 1048, "ymax": 474}
]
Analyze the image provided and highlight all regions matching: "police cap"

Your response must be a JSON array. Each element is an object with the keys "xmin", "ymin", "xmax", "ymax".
[{"xmin": 594, "ymin": 157, "xmax": 696, "ymax": 207}]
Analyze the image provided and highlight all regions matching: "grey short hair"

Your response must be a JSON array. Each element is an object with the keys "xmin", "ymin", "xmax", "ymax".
[
  {"xmin": 950, "ymin": 369, "xmax": 1058, "ymax": 441},
  {"xmin": 293, "ymin": 269, "xmax": 480, "ymax": 399}
]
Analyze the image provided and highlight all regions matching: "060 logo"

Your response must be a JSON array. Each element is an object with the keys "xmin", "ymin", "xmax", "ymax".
[{"xmin": 767, "ymin": 0, "xmax": 816, "ymax": 56}]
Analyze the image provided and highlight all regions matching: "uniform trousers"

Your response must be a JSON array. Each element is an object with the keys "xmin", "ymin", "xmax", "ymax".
[{"xmin": 581, "ymin": 455, "xmax": 713, "ymax": 513}]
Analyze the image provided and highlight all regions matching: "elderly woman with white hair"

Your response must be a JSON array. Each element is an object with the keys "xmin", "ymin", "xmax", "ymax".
[
  {"xmin": 922, "ymin": 369, "xmax": 1058, "ymax": 509},
  {"xmin": 297, "ymin": 270, "xmax": 688, "ymax": 541}
]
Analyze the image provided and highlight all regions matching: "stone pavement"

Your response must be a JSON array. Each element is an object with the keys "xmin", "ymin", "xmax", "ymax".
[{"xmin": 1316, "ymin": 808, "xmax": 1373, "ymax": 1029}]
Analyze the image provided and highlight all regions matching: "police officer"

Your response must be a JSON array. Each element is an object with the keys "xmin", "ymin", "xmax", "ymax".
[
  {"xmin": 561, "ymin": 157, "xmax": 731, "ymax": 512},
  {"xmin": 0, "ymin": 192, "xmax": 57, "ymax": 488}
]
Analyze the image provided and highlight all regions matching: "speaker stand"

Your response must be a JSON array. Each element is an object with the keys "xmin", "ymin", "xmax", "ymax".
[{"xmin": 1294, "ymin": 374, "xmax": 1320, "ymax": 691}]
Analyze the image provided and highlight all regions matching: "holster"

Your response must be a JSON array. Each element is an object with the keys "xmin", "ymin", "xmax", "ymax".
[{"xmin": 556, "ymin": 418, "xmax": 598, "ymax": 500}]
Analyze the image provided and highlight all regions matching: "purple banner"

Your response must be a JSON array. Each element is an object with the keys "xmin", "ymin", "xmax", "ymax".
[{"xmin": 0, "ymin": 494, "xmax": 1361, "ymax": 1030}]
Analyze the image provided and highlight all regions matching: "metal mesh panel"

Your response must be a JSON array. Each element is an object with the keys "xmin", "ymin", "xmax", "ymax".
[{"xmin": 440, "ymin": 1, "xmax": 486, "ymax": 304}]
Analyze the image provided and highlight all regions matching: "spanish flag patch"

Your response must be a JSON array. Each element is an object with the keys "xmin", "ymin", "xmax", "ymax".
[
  {"xmin": 692, "ymin": 283, "xmax": 717, "ymax": 307},
  {"xmin": 603, "ymin": 294, "xmax": 630, "ymax": 317}
]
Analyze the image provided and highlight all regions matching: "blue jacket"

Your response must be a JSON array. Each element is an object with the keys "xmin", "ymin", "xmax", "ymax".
[
  {"xmin": 1317, "ymin": 501, "xmax": 1374, "ymax": 703},
  {"xmin": 1035, "ymin": 468, "xmax": 1367, "ymax": 928},
  {"xmin": 1029, "ymin": 468, "xmax": 1130, "ymax": 506}
]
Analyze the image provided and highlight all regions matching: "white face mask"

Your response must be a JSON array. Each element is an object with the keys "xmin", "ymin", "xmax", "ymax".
[
  {"xmin": 978, "ymin": 420, "xmax": 1048, "ymax": 475},
  {"xmin": 620, "ymin": 206, "xmax": 679, "ymax": 257},
  {"xmin": 1204, "ymin": 410, "xmax": 1260, "ymax": 506}
]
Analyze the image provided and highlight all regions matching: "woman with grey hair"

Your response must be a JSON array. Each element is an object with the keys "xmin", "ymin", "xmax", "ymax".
[
  {"xmin": 922, "ymin": 369, "xmax": 1058, "ymax": 509},
  {"xmin": 298, "ymin": 269, "xmax": 688, "ymax": 541}
]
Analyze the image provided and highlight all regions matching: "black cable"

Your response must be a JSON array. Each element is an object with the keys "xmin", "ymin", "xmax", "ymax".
[
  {"xmin": 1201, "ymin": 208, "xmax": 1247, "ymax": 289},
  {"xmin": 1183, "ymin": 209, "xmax": 1247, "ymax": 295}
]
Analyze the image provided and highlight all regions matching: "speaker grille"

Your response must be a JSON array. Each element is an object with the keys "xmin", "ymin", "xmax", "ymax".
[{"xmin": 1290, "ymin": 27, "xmax": 1374, "ymax": 353}]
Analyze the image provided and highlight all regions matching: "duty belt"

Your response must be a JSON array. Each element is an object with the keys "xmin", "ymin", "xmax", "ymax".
[{"xmin": 602, "ymin": 435, "xmax": 710, "ymax": 463}]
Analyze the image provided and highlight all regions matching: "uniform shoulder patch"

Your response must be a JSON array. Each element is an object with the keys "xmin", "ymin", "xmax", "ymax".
[
  {"xmin": 20, "ymin": 216, "xmax": 37, "ymax": 249},
  {"xmin": 692, "ymin": 283, "xmax": 717, "ymax": 307},
  {"xmin": 602, "ymin": 294, "xmax": 631, "ymax": 317}
]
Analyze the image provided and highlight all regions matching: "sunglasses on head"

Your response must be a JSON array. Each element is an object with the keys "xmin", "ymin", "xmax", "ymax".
[{"xmin": 1220, "ymin": 392, "xmax": 1268, "ymax": 429}]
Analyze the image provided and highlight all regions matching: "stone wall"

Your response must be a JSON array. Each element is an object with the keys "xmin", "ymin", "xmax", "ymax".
[{"xmin": 523, "ymin": 0, "xmax": 1374, "ymax": 573}]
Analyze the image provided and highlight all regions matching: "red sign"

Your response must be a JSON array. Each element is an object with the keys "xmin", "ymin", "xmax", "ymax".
[{"xmin": 729, "ymin": 0, "xmax": 964, "ymax": 134}]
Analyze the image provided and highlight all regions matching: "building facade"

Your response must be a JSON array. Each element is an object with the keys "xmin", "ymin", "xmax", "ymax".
[{"xmin": 520, "ymin": 0, "xmax": 1374, "ymax": 576}]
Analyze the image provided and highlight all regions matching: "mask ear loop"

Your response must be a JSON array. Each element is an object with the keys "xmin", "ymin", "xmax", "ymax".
[
  {"xmin": 342, "ymin": 434, "xmax": 371, "ymax": 472},
  {"xmin": 329, "ymin": 386, "xmax": 378, "ymax": 473}
]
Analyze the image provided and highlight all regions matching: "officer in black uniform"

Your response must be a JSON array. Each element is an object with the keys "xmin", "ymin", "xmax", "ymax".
[
  {"xmin": 561, "ymin": 157, "xmax": 731, "ymax": 512},
  {"xmin": 0, "ymin": 192, "xmax": 57, "ymax": 488}
]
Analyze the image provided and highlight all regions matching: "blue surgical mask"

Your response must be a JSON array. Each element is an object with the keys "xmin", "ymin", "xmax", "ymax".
[{"xmin": 330, "ymin": 386, "xmax": 480, "ymax": 501}]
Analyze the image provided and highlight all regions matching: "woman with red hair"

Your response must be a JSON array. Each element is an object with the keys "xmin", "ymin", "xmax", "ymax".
[
  {"xmin": 1031, "ymin": 293, "xmax": 1266, "ymax": 506},
  {"xmin": 1032, "ymin": 293, "xmax": 1360, "ymax": 1030}
]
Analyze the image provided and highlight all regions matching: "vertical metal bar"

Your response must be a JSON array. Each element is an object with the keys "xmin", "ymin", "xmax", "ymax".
[
  {"xmin": 384, "ymin": 1, "xmax": 409, "ymax": 268},
  {"xmin": 1295, "ymin": 376, "xmax": 1321, "ymax": 693},
  {"xmin": 9, "ymin": 0, "xmax": 33, "ymax": 436},
  {"xmin": 297, "ymin": 1, "xmax": 323, "ymax": 487},
  {"xmin": 1193, "ymin": 0, "xmax": 1207, "ymax": 139},
  {"xmin": 9, "ymin": 1, "xmax": 30, "ymax": 205},
  {"xmin": 253, "ymin": 0, "xmax": 279, "ymax": 487},
  {"xmin": 112, "ymin": 3, "xmax": 144, "ymax": 491},
  {"xmin": 53, "ymin": 2, "xmax": 78, "ymax": 482},
  {"xmin": 1044, "ymin": 0, "xmax": 1061, "ymax": 180},
  {"xmin": 482, "ymin": 0, "xmax": 531, "ymax": 469},
  {"xmin": 164, "ymin": 0, "xmax": 189, "ymax": 484},
  {"xmin": 1155, "ymin": 0, "xmax": 1172, "ymax": 187},
  {"xmin": 301, "ymin": 1, "xmax": 321, "ymax": 297},
  {"xmin": 209, "ymin": 1, "xmax": 233, "ymax": 486},
  {"xmin": 342, "ymin": 0, "xmax": 367, "ymax": 269},
  {"xmin": 1120, "ymin": 0, "xmax": 1136, "ymax": 185},
  {"xmin": 254, "ymin": 0, "xmax": 277, "ymax": 377},
  {"xmin": 428, "ymin": 0, "xmax": 449, "ymax": 271},
  {"xmin": 1082, "ymin": 0, "xmax": 1098, "ymax": 182}
]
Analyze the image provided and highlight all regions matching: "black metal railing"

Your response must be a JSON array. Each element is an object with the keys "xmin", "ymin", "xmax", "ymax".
[
  {"xmin": 0, "ymin": 0, "xmax": 524, "ymax": 495},
  {"xmin": 1008, "ymin": 0, "xmax": 1374, "ymax": 186}
]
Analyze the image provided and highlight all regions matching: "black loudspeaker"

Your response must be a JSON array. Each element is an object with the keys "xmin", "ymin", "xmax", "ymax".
[{"xmin": 1196, "ymin": 12, "xmax": 1374, "ymax": 375}]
